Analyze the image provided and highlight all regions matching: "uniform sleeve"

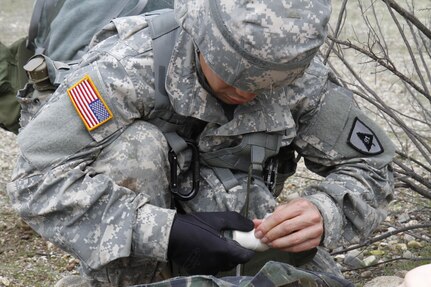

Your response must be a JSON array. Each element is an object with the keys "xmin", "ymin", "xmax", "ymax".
[
  {"xmin": 294, "ymin": 82, "xmax": 395, "ymax": 249},
  {"xmin": 6, "ymin": 48, "xmax": 175, "ymax": 275}
]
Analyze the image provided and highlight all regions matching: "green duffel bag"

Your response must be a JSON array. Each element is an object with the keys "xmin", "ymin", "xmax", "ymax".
[{"xmin": 0, "ymin": 38, "xmax": 33, "ymax": 134}]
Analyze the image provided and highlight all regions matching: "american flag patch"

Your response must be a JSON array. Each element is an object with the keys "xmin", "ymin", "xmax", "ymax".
[{"xmin": 67, "ymin": 75, "xmax": 113, "ymax": 131}]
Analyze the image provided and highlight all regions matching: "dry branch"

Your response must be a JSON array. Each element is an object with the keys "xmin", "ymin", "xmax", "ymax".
[
  {"xmin": 381, "ymin": 0, "xmax": 431, "ymax": 39},
  {"xmin": 331, "ymin": 223, "xmax": 431, "ymax": 255},
  {"xmin": 327, "ymin": 35, "xmax": 431, "ymax": 101}
]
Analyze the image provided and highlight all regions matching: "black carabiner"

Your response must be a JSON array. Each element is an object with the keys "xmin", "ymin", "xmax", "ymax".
[
  {"xmin": 263, "ymin": 157, "xmax": 278, "ymax": 194},
  {"xmin": 169, "ymin": 141, "xmax": 200, "ymax": 201}
]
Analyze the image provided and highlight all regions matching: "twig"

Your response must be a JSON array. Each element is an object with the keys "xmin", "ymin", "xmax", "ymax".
[
  {"xmin": 380, "ymin": 0, "xmax": 431, "ymax": 39},
  {"xmin": 370, "ymin": 0, "xmax": 389, "ymax": 55},
  {"xmin": 396, "ymin": 150, "xmax": 431, "ymax": 174},
  {"xmin": 342, "ymin": 257, "xmax": 431, "ymax": 272},
  {"xmin": 324, "ymin": 0, "xmax": 348, "ymax": 64},
  {"xmin": 350, "ymin": 86, "xmax": 429, "ymax": 126},
  {"xmin": 383, "ymin": 222, "xmax": 431, "ymax": 243},
  {"xmin": 407, "ymin": 20, "xmax": 431, "ymax": 89},
  {"xmin": 393, "ymin": 158, "xmax": 431, "ymax": 189},
  {"xmin": 382, "ymin": 0, "xmax": 430, "ymax": 98},
  {"xmin": 395, "ymin": 177, "xmax": 431, "ymax": 199},
  {"xmin": 327, "ymin": 35, "xmax": 431, "ymax": 101},
  {"xmin": 331, "ymin": 223, "xmax": 431, "ymax": 255}
]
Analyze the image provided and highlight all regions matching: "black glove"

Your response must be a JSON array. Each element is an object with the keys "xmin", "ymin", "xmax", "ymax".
[{"xmin": 168, "ymin": 211, "xmax": 255, "ymax": 275}]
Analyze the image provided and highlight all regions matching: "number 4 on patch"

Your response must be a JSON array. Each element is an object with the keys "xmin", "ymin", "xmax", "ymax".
[{"xmin": 348, "ymin": 117, "xmax": 384, "ymax": 155}]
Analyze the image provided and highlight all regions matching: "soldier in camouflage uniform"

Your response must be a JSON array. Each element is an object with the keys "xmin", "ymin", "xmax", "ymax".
[{"xmin": 7, "ymin": 0, "xmax": 395, "ymax": 286}]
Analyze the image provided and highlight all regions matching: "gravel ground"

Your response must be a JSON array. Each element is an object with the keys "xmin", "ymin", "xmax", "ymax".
[{"xmin": 0, "ymin": 1, "xmax": 430, "ymax": 286}]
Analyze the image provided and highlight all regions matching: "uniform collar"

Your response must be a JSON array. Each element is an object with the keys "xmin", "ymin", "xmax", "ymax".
[{"xmin": 165, "ymin": 30, "xmax": 228, "ymax": 125}]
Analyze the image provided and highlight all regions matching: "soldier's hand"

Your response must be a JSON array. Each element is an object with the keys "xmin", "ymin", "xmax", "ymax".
[
  {"xmin": 253, "ymin": 198, "xmax": 323, "ymax": 253},
  {"xmin": 168, "ymin": 211, "xmax": 255, "ymax": 275}
]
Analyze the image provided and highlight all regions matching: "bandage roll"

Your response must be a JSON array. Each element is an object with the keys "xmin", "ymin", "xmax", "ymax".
[{"xmin": 232, "ymin": 229, "xmax": 270, "ymax": 252}]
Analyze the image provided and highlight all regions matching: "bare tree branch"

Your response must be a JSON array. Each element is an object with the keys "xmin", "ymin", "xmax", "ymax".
[
  {"xmin": 324, "ymin": 0, "xmax": 348, "ymax": 64},
  {"xmin": 331, "ymin": 223, "xmax": 431, "ymax": 255},
  {"xmin": 342, "ymin": 257, "xmax": 431, "ymax": 272},
  {"xmin": 327, "ymin": 35, "xmax": 431, "ymax": 101},
  {"xmin": 382, "ymin": 0, "xmax": 430, "ymax": 97},
  {"xmin": 396, "ymin": 151, "xmax": 431, "ymax": 172},
  {"xmin": 395, "ymin": 176, "xmax": 431, "ymax": 199},
  {"xmin": 381, "ymin": 0, "xmax": 431, "ymax": 39}
]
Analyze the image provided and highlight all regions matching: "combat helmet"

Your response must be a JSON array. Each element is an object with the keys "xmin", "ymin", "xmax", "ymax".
[{"xmin": 173, "ymin": 0, "xmax": 331, "ymax": 93}]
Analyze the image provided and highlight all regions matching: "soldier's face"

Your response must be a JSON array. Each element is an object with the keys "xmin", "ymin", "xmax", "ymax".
[{"xmin": 199, "ymin": 54, "xmax": 256, "ymax": 105}]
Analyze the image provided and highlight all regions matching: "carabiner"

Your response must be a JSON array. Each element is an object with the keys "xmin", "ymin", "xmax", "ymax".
[{"xmin": 169, "ymin": 141, "xmax": 200, "ymax": 200}]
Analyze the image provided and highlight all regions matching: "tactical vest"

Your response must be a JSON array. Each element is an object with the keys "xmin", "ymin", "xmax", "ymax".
[{"xmin": 143, "ymin": 11, "xmax": 291, "ymax": 199}]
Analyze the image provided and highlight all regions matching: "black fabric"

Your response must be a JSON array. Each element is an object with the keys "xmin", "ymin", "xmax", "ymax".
[{"xmin": 168, "ymin": 211, "xmax": 255, "ymax": 275}]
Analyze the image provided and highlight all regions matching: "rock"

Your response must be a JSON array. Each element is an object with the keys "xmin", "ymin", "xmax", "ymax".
[
  {"xmin": 347, "ymin": 249, "xmax": 363, "ymax": 259},
  {"xmin": 334, "ymin": 254, "xmax": 345, "ymax": 262},
  {"xmin": 363, "ymin": 255, "xmax": 378, "ymax": 266},
  {"xmin": 395, "ymin": 243, "xmax": 408, "ymax": 251},
  {"xmin": 388, "ymin": 235, "xmax": 400, "ymax": 241},
  {"xmin": 395, "ymin": 270, "xmax": 408, "ymax": 278},
  {"xmin": 364, "ymin": 276, "xmax": 403, "ymax": 287},
  {"xmin": 0, "ymin": 276, "xmax": 11, "ymax": 286},
  {"xmin": 394, "ymin": 270, "xmax": 408, "ymax": 278},
  {"xmin": 406, "ymin": 220, "xmax": 419, "ymax": 226},
  {"xmin": 344, "ymin": 254, "xmax": 365, "ymax": 269},
  {"xmin": 66, "ymin": 258, "xmax": 80, "ymax": 271},
  {"xmin": 387, "ymin": 227, "xmax": 397, "ymax": 233},
  {"xmin": 369, "ymin": 249, "xmax": 385, "ymax": 256},
  {"xmin": 403, "ymin": 234, "xmax": 415, "ymax": 242},
  {"xmin": 360, "ymin": 270, "xmax": 373, "ymax": 279},
  {"xmin": 403, "ymin": 250, "xmax": 413, "ymax": 259},
  {"xmin": 407, "ymin": 240, "xmax": 422, "ymax": 249},
  {"xmin": 379, "ymin": 242, "xmax": 389, "ymax": 248},
  {"xmin": 46, "ymin": 241, "xmax": 55, "ymax": 251},
  {"xmin": 397, "ymin": 213, "xmax": 410, "ymax": 223}
]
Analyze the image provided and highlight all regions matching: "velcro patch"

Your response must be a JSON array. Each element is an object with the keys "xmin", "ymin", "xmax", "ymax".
[
  {"xmin": 348, "ymin": 117, "xmax": 383, "ymax": 155},
  {"xmin": 67, "ymin": 75, "xmax": 113, "ymax": 131}
]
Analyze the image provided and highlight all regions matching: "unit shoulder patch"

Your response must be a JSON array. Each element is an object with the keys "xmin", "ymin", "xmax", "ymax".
[
  {"xmin": 67, "ymin": 75, "xmax": 113, "ymax": 131},
  {"xmin": 348, "ymin": 117, "xmax": 384, "ymax": 155}
]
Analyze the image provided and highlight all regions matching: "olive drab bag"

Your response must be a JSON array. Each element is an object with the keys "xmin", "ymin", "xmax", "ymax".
[{"xmin": 0, "ymin": 39, "xmax": 33, "ymax": 133}]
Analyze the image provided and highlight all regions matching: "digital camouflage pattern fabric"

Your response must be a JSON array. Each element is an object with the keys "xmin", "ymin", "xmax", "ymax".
[{"xmin": 7, "ymin": 0, "xmax": 395, "ymax": 286}]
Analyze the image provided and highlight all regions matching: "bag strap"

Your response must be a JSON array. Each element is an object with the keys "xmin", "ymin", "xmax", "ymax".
[{"xmin": 146, "ymin": 10, "xmax": 180, "ymax": 116}]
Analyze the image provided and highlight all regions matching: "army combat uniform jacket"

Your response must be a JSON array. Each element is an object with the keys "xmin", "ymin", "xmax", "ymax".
[{"xmin": 7, "ymin": 13, "xmax": 395, "ymax": 283}]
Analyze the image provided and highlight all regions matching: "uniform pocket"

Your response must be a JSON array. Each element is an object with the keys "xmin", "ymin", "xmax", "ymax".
[{"xmin": 16, "ymin": 83, "xmax": 53, "ymax": 129}]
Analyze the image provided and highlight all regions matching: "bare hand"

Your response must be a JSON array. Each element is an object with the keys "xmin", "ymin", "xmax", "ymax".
[{"xmin": 253, "ymin": 198, "xmax": 323, "ymax": 253}]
